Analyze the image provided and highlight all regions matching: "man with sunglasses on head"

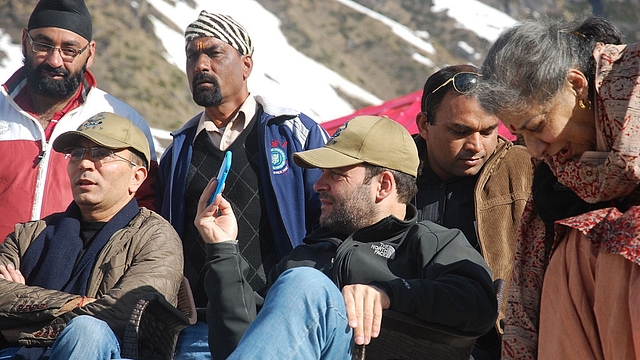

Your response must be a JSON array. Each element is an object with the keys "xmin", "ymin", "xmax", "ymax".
[
  {"xmin": 0, "ymin": 112, "xmax": 183, "ymax": 360},
  {"xmin": 0, "ymin": 0, "xmax": 158, "ymax": 242},
  {"xmin": 413, "ymin": 64, "xmax": 532, "ymax": 360}
]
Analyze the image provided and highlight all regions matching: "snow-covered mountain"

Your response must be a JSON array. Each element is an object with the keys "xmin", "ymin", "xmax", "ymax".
[{"xmin": 0, "ymin": 0, "xmax": 516, "ymax": 125}]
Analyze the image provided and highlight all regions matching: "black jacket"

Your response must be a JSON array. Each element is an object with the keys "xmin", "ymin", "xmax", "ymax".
[{"xmin": 204, "ymin": 205, "xmax": 497, "ymax": 359}]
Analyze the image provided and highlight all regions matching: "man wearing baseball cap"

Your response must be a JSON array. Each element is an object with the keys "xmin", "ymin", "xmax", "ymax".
[
  {"xmin": 195, "ymin": 115, "xmax": 497, "ymax": 359},
  {"xmin": 0, "ymin": 112, "xmax": 182, "ymax": 359},
  {"xmin": 52, "ymin": 111, "xmax": 151, "ymax": 171}
]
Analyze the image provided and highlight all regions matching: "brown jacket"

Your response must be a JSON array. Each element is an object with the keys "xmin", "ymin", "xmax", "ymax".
[
  {"xmin": 415, "ymin": 135, "xmax": 532, "ymax": 330},
  {"xmin": 0, "ymin": 207, "xmax": 183, "ymax": 347},
  {"xmin": 474, "ymin": 137, "xmax": 532, "ymax": 330}
]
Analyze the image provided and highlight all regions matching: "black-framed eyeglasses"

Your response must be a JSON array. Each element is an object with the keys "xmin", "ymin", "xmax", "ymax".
[
  {"xmin": 25, "ymin": 30, "xmax": 89, "ymax": 62},
  {"xmin": 64, "ymin": 146, "xmax": 138, "ymax": 167},
  {"xmin": 429, "ymin": 72, "xmax": 481, "ymax": 97}
]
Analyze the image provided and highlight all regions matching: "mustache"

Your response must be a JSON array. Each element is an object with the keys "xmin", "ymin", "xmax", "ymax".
[
  {"xmin": 192, "ymin": 73, "xmax": 219, "ymax": 88},
  {"xmin": 319, "ymin": 194, "xmax": 335, "ymax": 203},
  {"xmin": 35, "ymin": 63, "xmax": 69, "ymax": 77}
]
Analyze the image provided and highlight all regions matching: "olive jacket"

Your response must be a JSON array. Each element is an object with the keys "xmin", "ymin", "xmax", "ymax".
[{"xmin": 0, "ymin": 207, "xmax": 183, "ymax": 347}]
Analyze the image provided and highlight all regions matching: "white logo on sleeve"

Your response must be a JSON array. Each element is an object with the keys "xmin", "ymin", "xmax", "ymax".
[{"xmin": 401, "ymin": 279, "xmax": 411, "ymax": 289}]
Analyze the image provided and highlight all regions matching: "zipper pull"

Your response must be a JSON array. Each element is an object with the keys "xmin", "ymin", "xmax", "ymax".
[{"xmin": 34, "ymin": 150, "xmax": 45, "ymax": 167}]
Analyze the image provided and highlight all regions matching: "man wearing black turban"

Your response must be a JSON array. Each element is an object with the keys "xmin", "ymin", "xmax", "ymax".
[{"xmin": 0, "ymin": 0, "xmax": 159, "ymax": 247}]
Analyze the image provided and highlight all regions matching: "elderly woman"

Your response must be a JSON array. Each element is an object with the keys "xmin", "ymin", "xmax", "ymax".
[{"xmin": 476, "ymin": 16, "xmax": 640, "ymax": 359}]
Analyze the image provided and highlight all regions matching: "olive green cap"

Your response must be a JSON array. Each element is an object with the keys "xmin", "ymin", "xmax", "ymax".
[
  {"xmin": 52, "ymin": 112, "xmax": 150, "ymax": 169},
  {"xmin": 293, "ymin": 115, "xmax": 419, "ymax": 177}
]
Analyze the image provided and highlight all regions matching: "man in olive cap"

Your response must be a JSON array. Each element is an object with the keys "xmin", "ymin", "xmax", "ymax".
[
  {"xmin": 0, "ymin": 112, "xmax": 182, "ymax": 359},
  {"xmin": 195, "ymin": 115, "xmax": 497, "ymax": 359},
  {"xmin": 0, "ymin": 0, "xmax": 159, "ymax": 242}
]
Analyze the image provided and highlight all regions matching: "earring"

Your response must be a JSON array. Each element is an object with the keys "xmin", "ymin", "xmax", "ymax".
[{"xmin": 578, "ymin": 98, "xmax": 592, "ymax": 110}]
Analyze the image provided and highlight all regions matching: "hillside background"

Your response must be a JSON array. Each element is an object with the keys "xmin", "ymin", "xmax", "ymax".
[{"xmin": 0, "ymin": 0, "xmax": 638, "ymax": 132}]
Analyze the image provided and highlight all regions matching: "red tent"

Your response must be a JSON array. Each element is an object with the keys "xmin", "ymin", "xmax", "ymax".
[{"xmin": 321, "ymin": 90, "xmax": 516, "ymax": 141}]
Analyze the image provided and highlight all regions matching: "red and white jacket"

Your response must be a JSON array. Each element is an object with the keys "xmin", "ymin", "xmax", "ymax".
[{"xmin": 0, "ymin": 68, "xmax": 158, "ymax": 240}]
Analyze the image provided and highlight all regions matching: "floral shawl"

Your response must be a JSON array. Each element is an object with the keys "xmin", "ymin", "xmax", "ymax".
[{"xmin": 502, "ymin": 42, "xmax": 640, "ymax": 359}]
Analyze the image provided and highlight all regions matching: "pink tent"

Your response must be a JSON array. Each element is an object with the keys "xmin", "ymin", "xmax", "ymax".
[{"xmin": 321, "ymin": 90, "xmax": 516, "ymax": 141}]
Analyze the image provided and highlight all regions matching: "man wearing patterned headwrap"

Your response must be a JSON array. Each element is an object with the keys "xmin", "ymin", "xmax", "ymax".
[
  {"xmin": 0, "ymin": 0, "xmax": 159, "ymax": 242},
  {"xmin": 156, "ymin": 10, "xmax": 329, "ymax": 359}
]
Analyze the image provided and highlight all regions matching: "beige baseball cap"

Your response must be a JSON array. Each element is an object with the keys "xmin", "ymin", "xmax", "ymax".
[
  {"xmin": 53, "ymin": 112, "xmax": 151, "ymax": 169},
  {"xmin": 293, "ymin": 115, "xmax": 419, "ymax": 177}
]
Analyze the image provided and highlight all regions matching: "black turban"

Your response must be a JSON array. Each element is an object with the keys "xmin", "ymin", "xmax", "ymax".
[{"xmin": 28, "ymin": 0, "xmax": 92, "ymax": 41}]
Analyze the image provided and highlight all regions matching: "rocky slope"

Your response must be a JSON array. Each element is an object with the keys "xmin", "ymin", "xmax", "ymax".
[{"xmin": 1, "ymin": 0, "xmax": 638, "ymax": 130}]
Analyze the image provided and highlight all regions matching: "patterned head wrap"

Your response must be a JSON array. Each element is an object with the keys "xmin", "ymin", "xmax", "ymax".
[{"xmin": 185, "ymin": 11, "xmax": 254, "ymax": 56}]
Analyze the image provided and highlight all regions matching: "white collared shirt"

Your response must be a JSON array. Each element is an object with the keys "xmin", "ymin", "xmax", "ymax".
[{"xmin": 193, "ymin": 95, "xmax": 257, "ymax": 150}]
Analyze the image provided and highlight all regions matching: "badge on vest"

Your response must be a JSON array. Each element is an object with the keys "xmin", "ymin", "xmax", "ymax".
[{"xmin": 271, "ymin": 140, "xmax": 289, "ymax": 175}]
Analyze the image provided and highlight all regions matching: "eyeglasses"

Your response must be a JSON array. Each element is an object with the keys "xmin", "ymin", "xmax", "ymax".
[
  {"xmin": 429, "ymin": 72, "xmax": 481, "ymax": 97},
  {"xmin": 25, "ymin": 31, "xmax": 89, "ymax": 62},
  {"xmin": 64, "ymin": 146, "xmax": 138, "ymax": 167}
]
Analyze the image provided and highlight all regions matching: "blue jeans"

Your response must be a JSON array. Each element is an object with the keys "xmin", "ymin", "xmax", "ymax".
[
  {"xmin": 228, "ymin": 267, "xmax": 353, "ymax": 360},
  {"xmin": 50, "ymin": 315, "xmax": 124, "ymax": 360},
  {"xmin": 0, "ymin": 316, "xmax": 123, "ymax": 360},
  {"xmin": 0, "ymin": 347, "xmax": 18, "ymax": 360},
  {"xmin": 174, "ymin": 321, "xmax": 211, "ymax": 360}
]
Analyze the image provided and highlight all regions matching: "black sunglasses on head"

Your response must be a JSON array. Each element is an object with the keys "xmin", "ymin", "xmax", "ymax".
[{"xmin": 429, "ymin": 72, "xmax": 481, "ymax": 97}]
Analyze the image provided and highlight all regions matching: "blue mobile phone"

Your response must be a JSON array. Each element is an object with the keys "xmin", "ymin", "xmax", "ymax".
[{"xmin": 208, "ymin": 151, "xmax": 232, "ymax": 206}]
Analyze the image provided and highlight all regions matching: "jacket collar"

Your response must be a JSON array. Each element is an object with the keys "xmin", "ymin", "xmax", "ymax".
[
  {"xmin": 171, "ymin": 94, "xmax": 303, "ymax": 138},
  {"xmin": 351, "ymin": 204, "xmax": 418, "ymax": 243},
  {"xmin": 305, "ymin": 204, "xmax": 419, "ymax": 245}
]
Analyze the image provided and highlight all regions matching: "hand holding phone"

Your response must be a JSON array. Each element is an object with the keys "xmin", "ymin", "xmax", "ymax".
[{"xmin": 208, "ymin": 151, "xmax": 232, "ymax": 206}]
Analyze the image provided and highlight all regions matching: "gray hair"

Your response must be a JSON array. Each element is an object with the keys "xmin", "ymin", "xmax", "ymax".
[{"xmin": 476, "ymin": 16, "xmax": 622, "ymax": 116}]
